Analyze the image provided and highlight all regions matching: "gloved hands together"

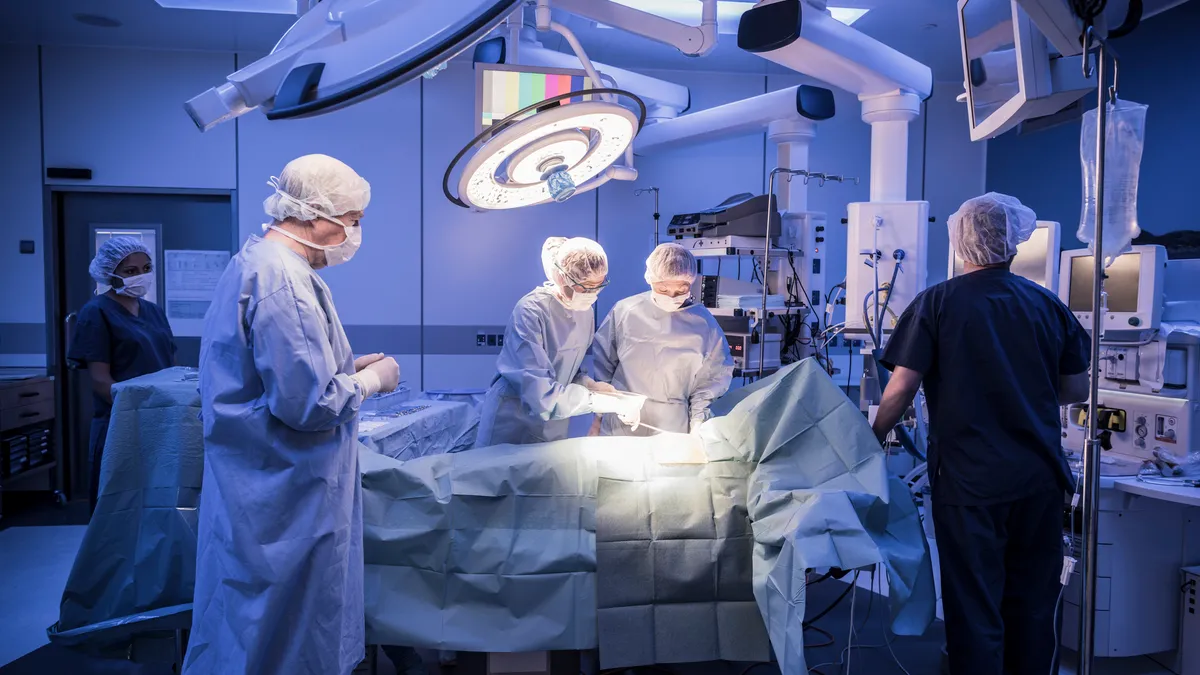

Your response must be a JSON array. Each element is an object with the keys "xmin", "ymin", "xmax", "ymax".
[
  {"xmin": 587, "ymin": 381, "xmax": 617, "ymax": 394},
  {"xmin": 354, "ymin": 355, "xmax": 400, "ymax": 395},
  {"xmin": 354, "ymin": 353, "xmax": 386, "ymax": 372},
  {"xmin": 368, "ymin": 357, "xmax": 401, "ymax": 393},
  {"xmin": 590, "ymin": 392, "xmax": 645, "ymax": 430}
]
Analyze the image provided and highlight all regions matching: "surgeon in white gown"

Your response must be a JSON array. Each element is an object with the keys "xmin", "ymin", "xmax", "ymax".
[
  {"xmin": 187, "ymin": 155, "xmax": 400, "ymax": 675},
  {"xmin": 592, "ymin": 243, "xmax": 734, "ymax": 436},
  {"xmin": 476, "ymin": 237, "xmax": 643, "ymax": 447}
]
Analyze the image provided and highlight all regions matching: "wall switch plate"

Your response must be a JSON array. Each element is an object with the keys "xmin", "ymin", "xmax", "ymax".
[{"xmin": 19, "ymin": 240, "xmax": 35, "ymax": 254}]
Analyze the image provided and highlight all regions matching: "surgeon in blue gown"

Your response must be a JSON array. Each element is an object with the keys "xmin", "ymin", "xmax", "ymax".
[
  {"xmin": 68, "ymin": 237, "xmax": 176, "ymax": 513},
  {"xmin": 476, "ymin": 236, "xmax": 643, "ymax": 447},
  {"xmin": 591, "ymin": 243, "xmax": 733, "ymax": 436},
  {"xmin": 185, "ymin": 155, "xmax": 401, "ymax": 675}
]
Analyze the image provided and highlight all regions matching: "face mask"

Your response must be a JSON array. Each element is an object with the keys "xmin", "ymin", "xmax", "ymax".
[
  {"xmin": 113, "ymin": 272, "xmax": 152, "ymax": 298},
  {"xmin": 268, "ymin": 218, "xmax": 362, "ymax": 267},
  {"xmin": 557, "ymin": 287, "xmax": 600, "ymax": 311},
  {"xmin": 651, "ymin": 291, "xmax": 691, "ymax": 312}
]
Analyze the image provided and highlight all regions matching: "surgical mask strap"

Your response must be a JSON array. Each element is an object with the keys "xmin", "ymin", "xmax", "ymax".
[{"xmin": 267, "ymin": 177, "xmax": 345, "ymax": 229}]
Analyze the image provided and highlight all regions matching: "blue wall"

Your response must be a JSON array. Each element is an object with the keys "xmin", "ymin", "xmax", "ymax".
[{"xmin": 986, "ymin": 2, "xmax": 1200, "ymax": 246}]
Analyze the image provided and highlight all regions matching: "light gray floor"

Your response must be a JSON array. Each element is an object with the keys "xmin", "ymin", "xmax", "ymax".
[
  {"xmin": 0, "ymin": 522, "xmax": 1176, "ymax": 674},
  {"xmin": 0, "ymin": 525, "xmax": 87, "ymax": 667}
]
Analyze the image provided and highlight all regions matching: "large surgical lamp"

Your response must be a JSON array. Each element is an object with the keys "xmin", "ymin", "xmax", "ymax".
[
  {"xmin": 443, "ymin": 88, "xmax": 646, "ymax": 210},
  {"xmin": 183, "ymin": 0, "xmax": 522, "ymax": 130}
]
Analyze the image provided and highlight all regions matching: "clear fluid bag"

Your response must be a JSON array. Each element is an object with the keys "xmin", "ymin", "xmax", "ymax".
[{"xmin": 1079, "ymin": 99, "xmax": 1148, "ymax": 267}]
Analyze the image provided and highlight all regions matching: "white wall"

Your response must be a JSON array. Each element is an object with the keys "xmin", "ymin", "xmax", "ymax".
[
  {"xmin": 923, "ymin": 85, "xmax": 988, "ymax": 285},
  {"xmin": 0, "ymin": 45, "xmax": 46, "ymax": 366},
  {"xmin": 235, "ymin": 53, "xmax": 425, "ymax": 388},
  {"xmin": 41, "ymin": 47, "xmax": 236, "ymax": 189},
  {"xmin": 0, "ymin": 44, "xmax": 986, "ymax": 389}
]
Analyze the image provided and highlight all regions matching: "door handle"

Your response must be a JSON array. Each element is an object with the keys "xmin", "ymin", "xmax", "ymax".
[{"xmin": 64, "ymin": 312, "xmax": 77, "ymax": 359}]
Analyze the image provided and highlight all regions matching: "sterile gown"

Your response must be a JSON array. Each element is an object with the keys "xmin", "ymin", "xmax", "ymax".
[
  {"xmin": 476, "ymin": 284, "xmax": 596, "ymax": 446},
  {"xmin": 184, "ymin": 236, "xmax": 365, "ymax": 675},
  {"xmin": 592, "ymin": 292, "xmax": 733, "ymax": 436}
]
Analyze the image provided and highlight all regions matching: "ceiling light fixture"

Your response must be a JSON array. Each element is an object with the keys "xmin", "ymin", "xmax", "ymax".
[
  {"xmin": 73, "ymin": 13, "xmax": 123, "ymax": 28},
  {"xmin": 444, "ymin": 89, "xmax": 646, "ymax": 210},
  {"xmin": 597, "ymin": 1, "xmax": 868, "ymax": 33}
]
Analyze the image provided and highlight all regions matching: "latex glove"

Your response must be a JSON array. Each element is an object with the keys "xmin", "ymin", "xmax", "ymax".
[
  {"xmin": 354, "ymin": 356, "xmax": 400, "ymax": 396},
  {"xmin": 588, "ymin": 381, "xmax": 617, "ymax": 394},
  {"xmin": 354, "ymin": 353, "xmax": 386, "ymax": 372},
  {"xmin": 587, "ymin": 416, "xmax": 603, "ymax": 437},
  {"xmin": 590, "ymin": 392, "xmax": 643, "ymax": 429}
]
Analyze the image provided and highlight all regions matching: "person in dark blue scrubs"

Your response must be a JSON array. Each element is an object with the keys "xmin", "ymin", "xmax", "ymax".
[
  {"xmin": 871, "ymin": 193, "xmax": 1092, "ymax": 675},
  {"xmin": 68, "ymin": 237, "xmax": 176, "ymax": 513}
]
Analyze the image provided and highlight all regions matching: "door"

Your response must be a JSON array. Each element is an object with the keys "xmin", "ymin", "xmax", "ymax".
[{"xmin": 54, "ymin": 191, "xmax": 235, "ymax": 501}]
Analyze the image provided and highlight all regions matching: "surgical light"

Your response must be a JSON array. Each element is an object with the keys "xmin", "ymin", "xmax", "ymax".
[
  {"xmin": 597, "ymin": 1, "xmax": 868, "ymax": 33},
  {"xmin": 444, "ymin": 89, "xmax": 646, "ymax": 210},
  {"xmin": 183, "ymin": 0, "xmax": 522, "ymax": 130}
]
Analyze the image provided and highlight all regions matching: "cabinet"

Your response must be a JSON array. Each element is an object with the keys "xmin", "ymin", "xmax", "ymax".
[{"xmin": 0, "ymin": 373, "xmax": 61, "ymax": 520}]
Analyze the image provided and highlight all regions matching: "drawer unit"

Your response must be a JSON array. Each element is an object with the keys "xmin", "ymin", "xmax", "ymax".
[
  {"xmin": 0, "ymin": 379, "xmax": 53, "ymax": 410},
  {"xmin": 1, "ymin": 399, "xmax": 54, "ymax": 432}
]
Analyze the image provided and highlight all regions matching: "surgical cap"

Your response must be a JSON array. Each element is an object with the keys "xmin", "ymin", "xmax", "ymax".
[
  {"xmin": 263, "ymin": 154, "xmax": 371, "ymax": 223},
  {"xmin": 645, "ymin": 243, "xmax": 697, "ymax": 285},
  {"xmin": 948, "ymin": 192, "xmax": 1038, "ymax": 266},
  {"xmin": 89, "ymin": 237, "xmax": 152, "ymax": 285},
  {"xmin": 542, "ymin": 237, "xmax": 608, "ymax": 285}
]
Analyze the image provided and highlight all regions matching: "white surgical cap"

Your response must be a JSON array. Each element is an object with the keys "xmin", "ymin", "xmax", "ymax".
[
  {"xmin": 89, "ymin": 236, "xmax": 152, "ymax": 284},
  {"xmin": 645, "ymin": 243, "xmax": 696, "ymax": 284},
  {"xmin": 263, "ymin": 154, "xmax": 371, "ymax": 223},
  {"xmin": 948, "ymin": 192, "xmax": 1037, "ymax": 266},
  {"xmin": 541, "ymin": 237, "xmax": 608, "ymax": 285}
]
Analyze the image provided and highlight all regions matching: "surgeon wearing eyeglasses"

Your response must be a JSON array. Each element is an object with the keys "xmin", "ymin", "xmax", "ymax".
[
  {"xmin": 476, "ymin": 236, "xmax": 644, "ymax": 447},
  {"xmin": 590, "ymin": 243, "xmax": 733, "ymax": 437}
]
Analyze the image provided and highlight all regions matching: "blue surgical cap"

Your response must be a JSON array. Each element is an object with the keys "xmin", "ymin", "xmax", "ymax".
[{"xmin": 89, "ymin": 236, "xmax": 152, "ymax": 284}]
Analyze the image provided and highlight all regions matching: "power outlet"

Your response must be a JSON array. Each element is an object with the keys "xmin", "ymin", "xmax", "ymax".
[
  {"xmin": 486, "ymin": 334, "xmax": 498, "ymax": 347},
  {"xmin": 476, "ymin": 332, "xmax": 486, "ymax": 347},
  {"xmin": 496, "ymin": 334, "xmax": 505, "ymax": 347}
]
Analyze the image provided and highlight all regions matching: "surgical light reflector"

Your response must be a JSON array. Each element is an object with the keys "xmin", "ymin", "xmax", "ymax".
[{"xmin": 445, "ymin": 89, "xmax": 646, "ymax": 210}]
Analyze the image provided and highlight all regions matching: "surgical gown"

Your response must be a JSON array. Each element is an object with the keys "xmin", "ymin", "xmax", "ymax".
[
  {"xmin": 184, "ymin": 236, "xmax": 365, "ymax": 675},
  {"xmin": 476, "ymin": 284, "xmax": 595, "ymax": 446},
  {"xmin": 592, "ymin": 292, "xmax": 733, "ymax": 435}
]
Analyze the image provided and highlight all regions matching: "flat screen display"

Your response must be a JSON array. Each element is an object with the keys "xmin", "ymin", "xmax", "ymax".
[
  {"xmin": 477, "ymin": 65, "xmax": 595, "ymax": 132},
  {"xmin": 1069, "ymin": 252, "xmax": 1140, "ymax": 312}
]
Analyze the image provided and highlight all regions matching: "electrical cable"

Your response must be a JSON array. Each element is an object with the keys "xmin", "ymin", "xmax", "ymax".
[
  {"xmin": 803, "ymin": 580, "xmax": 855, "ymax": 628},
  {"xmin": 805, "ymin": 624, "xmax": 836, "ymax": 649}
]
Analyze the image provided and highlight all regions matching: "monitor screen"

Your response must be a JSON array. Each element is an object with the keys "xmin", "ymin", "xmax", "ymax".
[
  {"xmin": 477, "ymin": 65, "xmax": 596, "ymax": 132},
  {"xmin": 1010, "ymin": 227, "xmax": 1049, "ymax": 287},
  {"xmin": 1069, "ymin": 252, "xmax": 1140, "ymax": 312}
]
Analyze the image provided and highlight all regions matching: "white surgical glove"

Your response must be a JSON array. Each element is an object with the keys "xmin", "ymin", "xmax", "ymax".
[
  {"xmin": 353, "ymin": 356, "xmax": 400, "ymax": 396},
  {"xmin": 354, "ymin": 353, "xmax": 386, "ymax": 372},
  {"xmin": 591, "ymin": 393, "xmax": 643, "ymax": 430}
]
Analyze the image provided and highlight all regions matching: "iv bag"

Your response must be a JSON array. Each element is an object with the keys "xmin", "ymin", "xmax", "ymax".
[{"xmin": 1078, "ymin": 99, "xmax": 1148, "ymax": 267}]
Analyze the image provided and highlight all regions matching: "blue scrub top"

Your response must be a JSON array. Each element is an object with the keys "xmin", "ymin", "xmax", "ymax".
[
  {"xmin": 880, "ymin": 267, "xmax": 1090, "ymax": 506},
  {"xmin": 68, "ymin": 294, "xmax": 176, "ymax": 418}
]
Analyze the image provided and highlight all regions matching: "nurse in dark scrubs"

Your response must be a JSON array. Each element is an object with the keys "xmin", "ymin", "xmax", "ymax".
[{"xmin": 68, "ymin": 236, "xmax": 176, "ymax": 512}]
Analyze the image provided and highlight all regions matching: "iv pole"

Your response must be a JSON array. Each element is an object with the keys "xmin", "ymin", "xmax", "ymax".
[
  {"xmin": 635, "ymin": 187, "xmax": 661, "ymax": 250},
  {"xmin": 1078, "ymin": 27, "xmax": 1118, "ymax": 675}
]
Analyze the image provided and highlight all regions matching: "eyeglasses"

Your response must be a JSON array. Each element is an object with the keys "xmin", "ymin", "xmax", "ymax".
[{"xmin": 555, "ymin": 263, "xmax": 609, "ymax": 292}]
